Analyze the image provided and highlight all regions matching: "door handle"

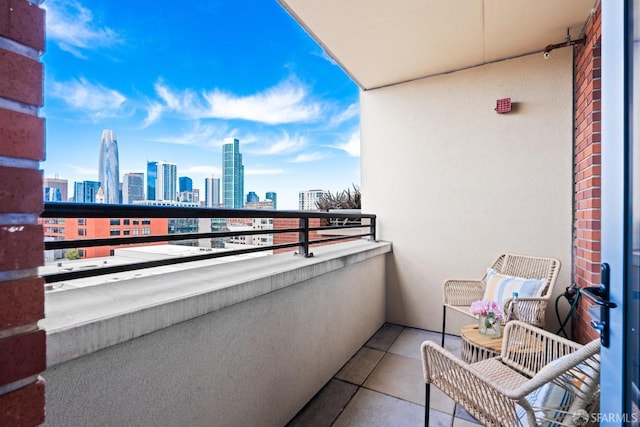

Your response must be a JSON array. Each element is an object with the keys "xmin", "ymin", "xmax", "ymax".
[
  {"xmin": 582, "ymin": 263, "xmax": 617, "ymax": 348},
  {"xmin": 581, "ymin": 287, "xmax": 617, "ymax": 308}
]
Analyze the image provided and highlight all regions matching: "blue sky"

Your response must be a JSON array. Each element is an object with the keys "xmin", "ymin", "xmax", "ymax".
[{"xmin": 41, "ymin": 0, "xmax": 360, "ymax": 210}]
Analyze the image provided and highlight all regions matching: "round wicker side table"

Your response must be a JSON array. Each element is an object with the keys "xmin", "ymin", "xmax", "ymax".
[{"xmin": 460, "ymin": 323, "xmax": 502, "ymax": 363}]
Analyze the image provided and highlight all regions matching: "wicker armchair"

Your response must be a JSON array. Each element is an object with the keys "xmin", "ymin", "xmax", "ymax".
[
  {"xmin": 441, "ymin": 253, "xmax": 560, "ymax": 346},
  {"xmin": 422, "ymin": 321, "xmax": 600, "ymax": 426}
]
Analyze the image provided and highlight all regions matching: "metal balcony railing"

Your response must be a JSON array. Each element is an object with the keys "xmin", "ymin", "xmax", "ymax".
[{"xmin": 41, "ymin": 202, "xmax": 376, "ymax": 283}]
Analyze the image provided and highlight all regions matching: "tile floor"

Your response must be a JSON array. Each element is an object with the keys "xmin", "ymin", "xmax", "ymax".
[{"xmin": 287, "ymin": 323, "xmax": 482, "ymax": 427}]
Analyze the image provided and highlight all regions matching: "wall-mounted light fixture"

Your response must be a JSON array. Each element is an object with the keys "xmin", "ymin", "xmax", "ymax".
[
  {"xmin": 543, "ymin": 29, "xmax": 586, "ymax": 59},
  {"xmin": 495, "ymin": 98, "xmax": 512, "ymax": 114}
]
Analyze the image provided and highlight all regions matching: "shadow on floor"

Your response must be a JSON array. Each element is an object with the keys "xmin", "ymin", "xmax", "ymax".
[{"xmin": 287, "ymin": 323, "xmax": 481, "ymax": 427}]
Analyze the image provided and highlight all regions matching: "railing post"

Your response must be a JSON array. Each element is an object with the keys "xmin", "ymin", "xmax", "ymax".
[
  {"xmin": 369, "ymin": 217, "xmax": 377, "ymax": 242},
  {"xmin": 298, "ymin": 217, "xmax": 312, "ymax": 257}
]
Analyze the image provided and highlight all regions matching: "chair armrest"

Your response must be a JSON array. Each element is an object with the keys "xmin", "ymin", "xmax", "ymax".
[
  {"xmin": 421, "ymin": 341, "xmax": 523, "ymax": 425},
  {"xmin": 500, "ymin": 321, "xmax": 583, "ymax": 377},
  {"xmin": 443, "ymin": 279, "xmax": 484, "ymax": 305},
  {"xmin": 510, "ymin": 338, "xmax": 600, "ymax": 395},
  {"xmin": 503, "ymin": 297, "xmax": 549, "ymax": 327},
  {"xmin": 507, "ymin": 338, "xmax": 601, "ymax": 424}
]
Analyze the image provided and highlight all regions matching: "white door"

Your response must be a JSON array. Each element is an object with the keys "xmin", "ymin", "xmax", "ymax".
[{"xmin": 600, "ymin": 1, "xmax": 640, "ymax": 424}]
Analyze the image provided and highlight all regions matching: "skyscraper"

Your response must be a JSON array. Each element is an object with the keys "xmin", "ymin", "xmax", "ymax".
[
  {"xmin": 98, "ymin": 130, "xmax": 120, "ymax": 204},
  {"xmin": 222, "ymin": 138, "xmax": 244, "ymax": 209},
  {"xmin": 147, "ymin": 161, "xmax": 177, "ymax": 201},
  {"xmin": 43, "ymin": 177, "xmax": 68, "ymax": 202},
  {"xmin": 265, "ymin": 192, "xmax": 277, "ymax": 210},
  {"xmin": 179, "ymin": 176, "xmax": 193, "ymax": 192},
  {"xmin": 44, "ymin": 187, "xmax": 62, "ymax": 202},
  {"xmin": 205, "ymin": 176, "xmax": 220, "ymax": 207},
  {"xmin": 74, "ymin": 180, "xmax": 101, "ymax": 203},
  {"xmin": 298, "ymin": 189, "xmax": 328, "ymax": 211},
  {"xmin": 122, "ymin": 173, "xmax": 145, "ymax": 204},
  {"xmin": 246, "ymin": 191, "xmax": 259, "ymax": 204}
]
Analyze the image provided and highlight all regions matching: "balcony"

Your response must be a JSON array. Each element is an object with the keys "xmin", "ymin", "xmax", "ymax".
[
  {"xmin": 37, "ymin": 204, "xmax": 501, "ymax": 425},
  {"xmin": 40, "ymin": 203, "xmax": 404, "ymax": 426},
  {"xmin": 0, "ymin": 0, "xmax": 611, "ymax": 425}
]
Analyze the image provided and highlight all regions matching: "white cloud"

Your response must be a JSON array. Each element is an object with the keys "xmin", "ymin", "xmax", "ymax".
[
  {"xmin": 155, "ymin": 81, "xmax": 189, "ymax": 110},
  {"xmin": 148, "ymin": 122, "xmax": 230, "ymax": 146},
  {"xmin": 329, "ymin": 103, "xmax": 359, "ymax": 127},
  {"xmin": 181, "ymin": 165, "xmax": 222, "ymax": 176},
  {"xmin": 202, "ymin": 79, "xmax": 321, "ymax": 124},
  {"xmin": 142, "ymin": 102, "xmax": 164, "ymax": 128},
  {"xmin": 44, "ymin": 0, "xmax": 122, "ymax": 58},
  {"xmin": 289, "ymin": 152, "xmax": 329, "ymax": 163},
  {"xmin": 50, "ymin": 78, "xmax": 126, "ymax": 118},
  {"xmin": 245, "ymin": 168, "xmax": 285, "ymax": 176},
  {"xmin": 64, "ymin": 163, "xmax": 98, "ymax": 177},
  {"xmin": 332, "ymin": 130, "xmax": 360, "ymax": 157},
  {"xmin": 152, "ymin": 78, "xmax": 322, "ymax": 125},
  {"xmin": 250, "ymin": 133, "xmax": 307, "ymax": 156},
  {"xmin": 311, "ymin": 49, "xmax": 338, "ymax": 66}
]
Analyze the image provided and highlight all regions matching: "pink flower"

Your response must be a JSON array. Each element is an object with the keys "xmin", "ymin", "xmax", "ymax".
[{"xmin": 470, "ymin": 300, "xmax": 505, "ymax": 321}]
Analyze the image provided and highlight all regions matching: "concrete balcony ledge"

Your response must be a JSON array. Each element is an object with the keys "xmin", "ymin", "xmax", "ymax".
[{"xmin": 41, "ymin": 239, "xmax": 392, "ymax": 367}]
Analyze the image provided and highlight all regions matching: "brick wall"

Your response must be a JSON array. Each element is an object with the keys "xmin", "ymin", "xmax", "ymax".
[
  {"xmin": 0, "ymin": 0, "xmax": 46, "ymax": 425},
  {"xmin": 273, "ymin": 217, "xmax": 364, "ymax": 255},
  {"xmin": 273, "ymin": 217, "xmax": 328, "ymax": 254},
  {"xmin": 42, "ymin": 217, "xmax": 169, "ymax": 259},
  {"xmin": 572, "ymin": 3, "xmax": 602, "ymax": 345}
]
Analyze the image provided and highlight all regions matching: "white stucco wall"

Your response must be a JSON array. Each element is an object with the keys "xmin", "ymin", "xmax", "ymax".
[
  {"xmin": 42, "ymin": 242, "xmax": 388, "ymax": 427},
  {"xmin": 361, "ymin": 50, "xmax": 574, "ymax": 333}
]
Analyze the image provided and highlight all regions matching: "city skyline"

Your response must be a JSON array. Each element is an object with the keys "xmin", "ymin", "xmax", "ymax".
[
  {"xmin": 40, "ymin": 1, "xmax": 361, "ymax": 210},
  {"xmin": 44, "ymin": 136, "xmax": 281, "ymax": 208}
]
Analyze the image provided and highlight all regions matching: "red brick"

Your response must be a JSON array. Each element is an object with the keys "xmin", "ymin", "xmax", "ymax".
[
  {"xmin": 0, "ymin": 0, "xmax": 45, "ymax": 51},
  {"xmin": 0, "ymin": 277, "xmax": 43, "ymax": 328},
  {"xmin": 0, "ymin": 48, "xmax": 42, "ymax": 106},
  {"xmin": 0, "ymin": 330, "xmax": 45, "ymax": 386},
  {"xmin": 0, "ymin": 167, "xmax": 42, "ymax": 213},
  {"xmin": 0, "ymin": 379, "xmax": 45, "ymax": 427},
  {"xmin": 0, "ymin": 108, "xmax": 44, "ymax": 161},
  {"xmin": 574, "ymin": 0, "xmax": 601, "ymax": 306},
  {"xmin": 0, "ymin": 224, "xmax": 43, "ymax": 270}
]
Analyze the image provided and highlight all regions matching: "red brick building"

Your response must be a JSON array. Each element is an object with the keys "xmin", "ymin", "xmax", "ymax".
[{"xmin": 43, "ymin": 217, "xmax": 169, "ymax": 259}]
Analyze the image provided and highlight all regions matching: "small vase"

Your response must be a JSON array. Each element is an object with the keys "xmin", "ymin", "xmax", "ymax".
[
  {"xmin": 478, "ymin": 315, "xmax": 487, "ymax": 334},
  {"xmin": 478, "ymin": 314, "xmax": 501, "ymax": 338}
]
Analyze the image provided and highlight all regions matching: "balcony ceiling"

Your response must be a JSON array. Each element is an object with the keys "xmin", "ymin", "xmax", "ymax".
[{"xmin": 279, "ymin": 0, "xmax": 598, "ymax": 90}]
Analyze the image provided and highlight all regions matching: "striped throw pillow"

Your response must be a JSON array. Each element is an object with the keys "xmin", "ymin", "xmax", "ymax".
[{"xmin": 482, "ymin": 268, "xmax": 546, "ymax": 307}]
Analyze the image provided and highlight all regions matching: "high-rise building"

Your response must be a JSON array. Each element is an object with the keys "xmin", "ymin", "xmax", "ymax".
[
  {"xmin": 122, "ymin": 173, "xmax": 145, "ymax": 204},
  {"xmin": 298, "ymin": 189, "xmax": 328, "ymax": 211},
  {"xmin": 179, "ymin": 176, "xmax": 193, "ymax": 192},
  {"xmin": 246, "ymin": 191, "xmax": 259, "ymax": 204},
  {"xmin": 44, "ymin": 187, "xmax": 62, "ymax": 202},
  {"xmin": 74, "ymin": 180, "xmax": 101, "ymax": 203},
  {"xmin": 178, "ymin": 191, "xmax": 196, "ymax": 203},
  {"xmin": 222, "ymin": 138, "xmax": 244, "ymax": 209},
  {"xmin": 204, "ymin": 177, "xmax": 220, "ymax": 207},
  {"xmin": 43, "ymin": 177, "xmax": 68, "ymax": 201},
  {"xmin": 98, "ymin": 129, "xmax": 120, "ymax": 204},
  {"xmin": 147, "ymin": 161, "xmax": 177, "ymax": 201},
  {"xmin": 265, "ymin": 192, "xmax": 277, "ymax": 210}
]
